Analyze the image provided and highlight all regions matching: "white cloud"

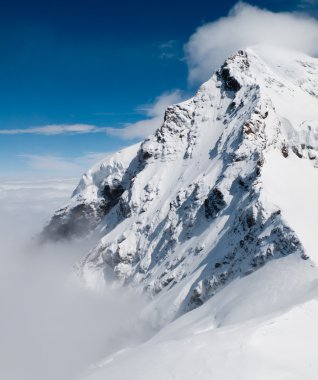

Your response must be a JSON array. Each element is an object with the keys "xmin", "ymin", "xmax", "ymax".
[
  {"xmin": 0, "ymin": 184, "xmax": 153, "ymax": 380},
  {"xmin": 20, "ymin": 154, "xmax": 79, "ymax": 172},
  {"xmin": 0, "ymin": 124, "xmax": 108, "ymax": 135},
  {"xmin": 106, "ymin": 90, "xmax": 183, "ymax": 139},
  {"xmin": 185, "ymin": 2, "xmax": 318, "ymax": 83},
  {"xmin": 0, "ymin": 93, "xmax": 183, "ymax": 141},
  {"xmin": 17, "ymin": 152, "xmax": 110, "ymax": 179}
]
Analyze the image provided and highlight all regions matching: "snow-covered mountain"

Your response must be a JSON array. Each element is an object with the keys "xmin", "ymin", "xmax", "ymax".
[{"xmin": 42, "ymin": 45, "xmax": 318, "ymax": 326}]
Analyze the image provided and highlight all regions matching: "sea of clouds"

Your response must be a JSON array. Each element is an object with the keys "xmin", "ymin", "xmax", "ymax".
[{"xmin": 0, "ymin": 179, "xmax": 154, "ymax": 380}]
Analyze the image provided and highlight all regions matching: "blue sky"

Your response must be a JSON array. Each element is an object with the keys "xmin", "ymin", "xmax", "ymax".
[{"xmin": 1, "ymin": 0, "xmax": 318, "ymax": 179}]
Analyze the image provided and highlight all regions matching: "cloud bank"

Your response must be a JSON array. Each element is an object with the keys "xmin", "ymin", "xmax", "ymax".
[
  {"xmin": 106, "ymin": 90, "xmax": 183, "ymax": 139},
  {"xmin": 185, "ymin": 2, "xmax": 318, "ymax": 83},
  {"xmin": 0, "ymin": 180, "xmax": 155, "ymax": 380},
  {"xmin": 0, "ymin": 124, "xmax": 108, "ymax": 135}
]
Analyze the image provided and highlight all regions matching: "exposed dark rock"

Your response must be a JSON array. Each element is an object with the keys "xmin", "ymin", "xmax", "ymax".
[
  {"xmin": 243, "ymin": 122, "xmax": 254, "ymax": 135},
  {"xmin": 119, "ymin": 197, "xmax": 132, "ymax": 218},
  {"xmin": 142, "ymin": 151, "xmax": 153, "ymax": 160},
  {"xmin": 204, "ymin": 188, "xmax": 226, "ymax": 219},
  {"xmin": 226, "ymin": 101, "xmax": 236, "ymax": 114},
  {"xmin": 41, "ymin": 203, "xmax": 99, "ymax": 241},
  {"xmin": 220, "ymin": 66, "xmax": 241, "ymax": 92},
  {"xmin": 42, "ymin": 183, "xmax": 125, "ymax": 241},
  {"xmin": 243, "ymin": 209, "xmax": 256, "ymax": 229},
  {"xmin": 100, "ymin": 184, "xmax": 125, "ymax": 210},
  {"xmin": 292, "ymin": 146, "xmax": 303, "ymax": 158},
  {"xmin": 281, "ymin": 144, "xmax": 289, "ymax": 158},
  {"xmin": 188, "ymin": 284, "xmax": 204, "ymax": 308}
]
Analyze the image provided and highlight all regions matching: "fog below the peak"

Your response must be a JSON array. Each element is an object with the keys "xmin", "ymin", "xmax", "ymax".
[{"xmin": 0, "ymin": 179, "xmax": 154, "ymax": 380}]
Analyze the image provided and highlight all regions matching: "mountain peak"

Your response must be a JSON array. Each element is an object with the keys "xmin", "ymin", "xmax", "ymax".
[{"xmin": 42, "ymin": 47, "xmax": 318, "ymax": 320}]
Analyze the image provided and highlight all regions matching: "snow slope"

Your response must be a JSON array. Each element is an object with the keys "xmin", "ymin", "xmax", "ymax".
[
  {"xmin": 41, "ymin": 45, "xmax": 318, "ymax": 379},
  {"xmin": 84, "ymin": 255, "xmax": 318, "ymax": 380},
  {"xmin": 44, "ymin": 45, "xmax": 318, "ymax": 318}
]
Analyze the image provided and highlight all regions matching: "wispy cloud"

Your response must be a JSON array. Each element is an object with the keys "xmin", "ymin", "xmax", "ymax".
[
  {"xmin": 185, "ymin": 1, "xmax": 318, "ymax": 83},
  {"xmin": 299, "ymin": 0, "xmax": 318, "ymax": 6},
  {"xmin": 18, "ymin": 152, "xmax": 111, "ymax": 178},
  {"xmin": 0, "ymin": 92, "xmax": 183, "ymax": 140},
  {"xmin": 92, "ymin": 112, "xmax": 138, "ymax": 116},
  {"xmin": 106, "ymin": 90, "xmax": 183, "ymax": 139},
  {"xmin": 0, "ymin": 124, "xmax": 108, "ymax": 135},
  {"xmin": 158, "ymin": 40, "xmax": 180, "ymax": 60}
]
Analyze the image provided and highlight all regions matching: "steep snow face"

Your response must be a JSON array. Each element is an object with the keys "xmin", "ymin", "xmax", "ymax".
[{"xmin": 43, "ymin": 46, "xmax": 318, "ymax": 320}]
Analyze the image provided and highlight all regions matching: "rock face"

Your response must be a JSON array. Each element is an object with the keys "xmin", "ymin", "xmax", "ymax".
[
  {"xmin": 42, "ymin": 46, "xmax": 318, "ymax": 319},
  {"xmin": 41, "ymin": 144, "xmax": 141, "ymax": 240}
]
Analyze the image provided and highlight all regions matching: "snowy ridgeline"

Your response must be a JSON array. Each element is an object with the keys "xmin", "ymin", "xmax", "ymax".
[{"xmin": 42, "ymin": 45, "xmax": 318, "ymax": 326}]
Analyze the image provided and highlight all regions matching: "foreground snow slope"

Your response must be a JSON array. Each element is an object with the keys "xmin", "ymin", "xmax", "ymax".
[
  {"xmin": 43, "ymin": 45, "xmax": 318, "ymax": 322},
  {"xmin": 85, "ymin": 255, "xmax": 318, "ymax": 380}
]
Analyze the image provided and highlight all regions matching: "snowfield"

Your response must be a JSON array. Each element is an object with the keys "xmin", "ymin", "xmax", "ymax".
[
  {"xmin": 262, "ymin": 151, "xmax": 318, "ymax": 264},
  {"xmin": 85, "ymin": 256, "xmax": 318, "ymax": 380},
  {"xmin": 39, "ymin": 45, "xmax": 318, "ymax": 379}
]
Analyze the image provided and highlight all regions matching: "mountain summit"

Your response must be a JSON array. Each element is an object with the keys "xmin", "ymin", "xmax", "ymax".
[{"xmin": 42, "ymin": 45, "xmax": 318, "ymax": 321}]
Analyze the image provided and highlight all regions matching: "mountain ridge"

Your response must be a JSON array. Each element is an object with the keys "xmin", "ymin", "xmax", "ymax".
[{"xmin": 42, "ymin": 45, "xmax": 318, "ymax": 321}]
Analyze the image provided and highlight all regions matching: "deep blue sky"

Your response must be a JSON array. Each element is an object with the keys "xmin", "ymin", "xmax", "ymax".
[{"xmin": 1, "ymin": 0, "xmax": 317, "ymax": 179}]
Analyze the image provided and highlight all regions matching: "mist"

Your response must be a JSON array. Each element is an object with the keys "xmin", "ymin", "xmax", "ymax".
[
  {"xmin": 0, "ymin": 179, "xmax": 155, "ymax": 380},
  {"xmin": 185, "ymin": 2, "xmax": 318, "ymax": 83}
]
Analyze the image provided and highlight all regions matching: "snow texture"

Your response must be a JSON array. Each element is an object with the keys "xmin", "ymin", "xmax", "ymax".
[{"xmin": 43, "ymin": 45, "xmax": 318, "ymax": 323}]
